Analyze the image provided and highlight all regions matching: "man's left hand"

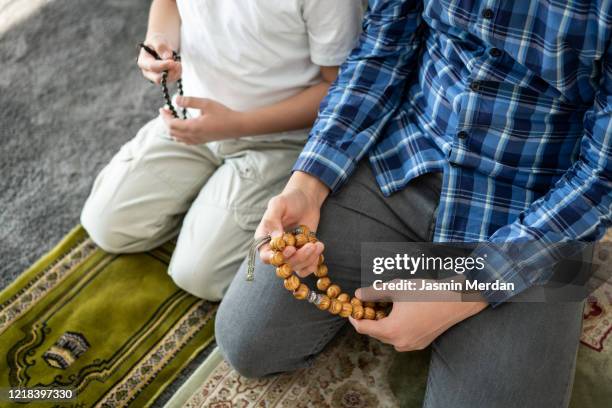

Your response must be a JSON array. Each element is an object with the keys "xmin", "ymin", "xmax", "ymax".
[
  {"xmin": 349, "ymin": 286, "xmax": 488, "ymax": 351},
  {"xmin": 160, "ymin": 96, "xmax": 244, "ymax": 144}
]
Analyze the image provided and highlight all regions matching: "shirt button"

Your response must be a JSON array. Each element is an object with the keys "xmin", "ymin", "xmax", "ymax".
[
  {"xmin": 489, "ymin": 48, "xmax": 502, "ymax": 57},
  {"xmin": 481, "ymin": 8, "xmax": 494, "ymax": 19},
  {"xmin": 470, "ymin": 81, "xmax": 480, "ymax": 92},
  {"xmin": 457, "ymin": 131, "xmax": 468, "ymax": 139}
]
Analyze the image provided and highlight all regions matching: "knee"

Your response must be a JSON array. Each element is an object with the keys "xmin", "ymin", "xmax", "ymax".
[
  {"xmin": 168, "ymin": 258, "xmax": 225, "ymax": 301},
  {"xmin": 81, "ymin": 200, "xmax": 139, "ymax": 253},
  {"xmin": 215, "ymin": 298, "xmax": 272, "ymax": 378}
]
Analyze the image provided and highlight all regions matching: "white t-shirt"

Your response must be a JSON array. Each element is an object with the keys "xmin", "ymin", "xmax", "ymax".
[{"xmin": 175, "ymin": 0, "xmax": 364, "ymax": 140}]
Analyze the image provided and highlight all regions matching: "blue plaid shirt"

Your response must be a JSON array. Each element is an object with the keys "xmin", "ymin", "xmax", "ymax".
[{"xmin": 294, "ymin": 0, "xmax": 612, "ymax": 305}]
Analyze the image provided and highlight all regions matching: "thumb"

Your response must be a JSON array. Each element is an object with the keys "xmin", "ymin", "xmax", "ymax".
[
  {"xmin": 355, "ymin": 285, "xmax": 392, "ymax": 303},
  {"xmin": 176, "ymin": 96, "xmax": 209, "ymax": 110}
]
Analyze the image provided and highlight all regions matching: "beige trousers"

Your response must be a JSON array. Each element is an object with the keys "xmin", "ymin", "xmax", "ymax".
[{"xmin": 81, "ymin": 117, "xmax": 303, "ymax": 300}]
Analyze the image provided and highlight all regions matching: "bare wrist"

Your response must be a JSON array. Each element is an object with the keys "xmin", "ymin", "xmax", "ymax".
[
  {"xmin": 285, "ymin": 171, "xmax": 330, "ymax": 208},
  {"xmin": 233, "ymin": 110, "xmax": 251, "ymax": 137},
  {"xmin": 145, "ymin": 32, "xmax": 179, "ymax": 50}
]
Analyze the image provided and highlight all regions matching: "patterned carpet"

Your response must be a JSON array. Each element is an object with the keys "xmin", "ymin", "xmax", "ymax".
[
  {"xmin": 175, "ymin": 236, "xmax": 612, "ymax": 408},
  {"xmin": 181, "ymin": 330, "xmax": 400, "ymax": 408},
  {"xmin": 0, "ymin": 226, "xmax": 217, "ymax": 407}
]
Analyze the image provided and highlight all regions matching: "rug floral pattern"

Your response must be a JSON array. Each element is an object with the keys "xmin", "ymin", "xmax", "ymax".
[
  {"xmin": 570, "ymin": 233, "xmax": 612, "ymax": 407},
  {"xmin": 581, "ymin": 282, "xmax": 612, "ymax": 352},
  {"xmin": 183, "ymin": 234, "xmax": 612, "ymax": 408},
  {"xmin": 183, "ymin": 330, "xmax": 400, "ymax": 408}
]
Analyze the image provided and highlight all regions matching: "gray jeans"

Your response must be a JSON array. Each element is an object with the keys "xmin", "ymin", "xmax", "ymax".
[{"xmin": 215, "ymin": 161, "xmax": 583, "ymax": 408}]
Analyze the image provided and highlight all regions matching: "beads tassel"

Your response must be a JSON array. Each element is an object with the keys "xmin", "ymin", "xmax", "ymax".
[{"xmin": 246, "ymin": 235, "xmax": 271, "ymax": 281}]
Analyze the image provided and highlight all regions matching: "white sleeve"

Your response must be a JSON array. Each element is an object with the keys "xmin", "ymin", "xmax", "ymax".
[{"xmin": 302, "ymin": 0, "xmax": 364, "ymax": 66}]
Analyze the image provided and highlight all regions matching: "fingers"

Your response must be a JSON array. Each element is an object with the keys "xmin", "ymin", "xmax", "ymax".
[
  {"xmin": 162, "ymin": 110, "xmax": 192, "ymax": 132},
  {"xmin": 257, "ymin": 197, "xmax": 288, "ymax": 263},
  {"xmin": 139, "ymin": 57, "xmax": 177, "ymax": 74},
  {"xmin": 348, "ymin": 316, "xmax": 394, "ymax": 343},
  {"xmin": 260, "ymin": 244, "xmax": 296, "ymax": 264},
  {"xmin": 350, "ymin": 285, "xmax": 397, "ymax": 345},
  {"xmin": 154, "ymin": 42, "xmax": 174, "ymax": 60},
  {"xmin": 137, "ymin": 45, "xmax": 175, "ymax": 70},
  {"xmin": 287, "ymin": 242, "xmax": 324, "ymax": 277},
  {"xmin": 282, "ymin": 246, "xmax": 297, "ymax": 259},
  {"xmin": 138, "ymin": 50, "xmax": 181, "ymax": 84},
  {"xmin": 140, "ymin": 63, "xmax": 181, "ymax": 84},
  {"xmin": 159, "ymin": 107, "xmax": 174, "ymax": 123},
  {"xmin": 355, "ymin": 285, "xmax": 396, "ymax": 303},
  {"xmin": 163, "ymin": 63, "xmax": 182, "ymax": 83},
  {"xmin": 260, "ymin": 241, "xmax": 322, "ymax": 277},
  {"xmin": 160, "ymin": 108, "xmax": 181, "ymax": 128},
  {"xmin": 176, "ymin": 96, "xmax": 210, "ymax": 110},
  {"xmin": 253, "ymin": 190, "xmax": 323, "ymax": 269},
  {"xmin": 159, "ymin": 109, "xmax": 197, "ymax": 144},
  {"xmin": 356, "ymin": 286, "xmax": 383, "ymax": 303}
]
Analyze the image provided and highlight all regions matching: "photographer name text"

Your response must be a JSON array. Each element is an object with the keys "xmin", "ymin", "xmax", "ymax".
[{"xmin": 372, "ymin": 279, "xmax": 514, "ymax": 292}]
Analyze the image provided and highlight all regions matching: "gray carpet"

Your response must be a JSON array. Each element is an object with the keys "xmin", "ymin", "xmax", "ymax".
[{"xmin": 0, "ymin": 0, "xmax": 212, "ymax": 405}]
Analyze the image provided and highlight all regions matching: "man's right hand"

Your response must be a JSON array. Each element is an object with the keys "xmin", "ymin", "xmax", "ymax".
[
  {"xmin": 137, "ymin": 34, "xmax": 181, "ymax": 85},
  {"xmin": 257, "ymin": 171, "xmax": 330, "ymax": 277}
]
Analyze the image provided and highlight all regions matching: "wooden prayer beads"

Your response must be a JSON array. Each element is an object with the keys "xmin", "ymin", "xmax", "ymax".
[
  {"xmin": 284, "ymin": 275, "xmax": 300, "ymax": 291},
  {"xmin": 248, "ymin": 225, "xmax": 389, "ymax": 320},
  {"xmin": 326, "ymin": 284, "xmax": 341, "ymax": 299},
  {"xmin": 352, "ymin": 305, "xmax": 364, "ymax": 319},
  {"xmin": 276, "ymin": 263, "xmax": 292, "ymax": 279},
  {"xmin": 293, "ymin": 283, "xmax": 309, "ymax": 300},
  {"xmin": 317, "ymin": 295, "xmax": 331, "ymax": 311},
  {"xmin": 295, "ymin": 234, "xmax": 309, "ymax": 247},
  {"xmin": 317, "ymin": 277, "xmax": 331, "ymax": 291},
  {"xmin": 315, "ymin": 264, "xmax": 328, "ymax": 277},
  {"xmin": 329, "ymin": 299, "xmax": 343, "ymax": 315},
  {"xmin": 269, "ymin": 236, "xmax": 286, "ymax": 251},
  {"xmin": 283, "ymin": 233, "xmax": 296, "ymax": 247},
  {"xmin": 340, "ymin": 302, "xmax": 353, "ymax": 318},
  {"xmin": 364, "ymin": 307, "xmax": 376, "ymax": 320}
]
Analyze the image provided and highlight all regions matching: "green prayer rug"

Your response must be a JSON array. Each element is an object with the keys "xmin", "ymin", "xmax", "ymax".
[{"xmin": 0, "ymin": 226, "xmax": 217, "ymax": 407}]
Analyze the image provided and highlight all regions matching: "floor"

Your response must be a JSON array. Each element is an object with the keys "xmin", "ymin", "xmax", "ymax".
[{"xmin": 0, "ymin": 0, "xmax": 210, "ymax": 405}]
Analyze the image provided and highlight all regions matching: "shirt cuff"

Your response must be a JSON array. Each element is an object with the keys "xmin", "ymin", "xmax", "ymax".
[
  {"xmin": 465, "ymin": 243, "xmax": 531, "ymax": 307},
  {"xmin": 292, "ymin": 137, "xmax": 357, "ymax": 193}
]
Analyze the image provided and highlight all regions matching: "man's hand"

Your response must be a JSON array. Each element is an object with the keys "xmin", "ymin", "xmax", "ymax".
[
  {"xmin": 349, "ymin": 284, "xmax": 488, "ymax": 351},
  {"xmin": 160, "ymin": 96, "xmax": 245, "ymax": 144},
  {"xmin": 137, "ymin": 34, "xmax": 181, "ymax": 84},
  {"xmin": 256, "ymin": 172, "xmax": 330, "ymax": 277}
]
